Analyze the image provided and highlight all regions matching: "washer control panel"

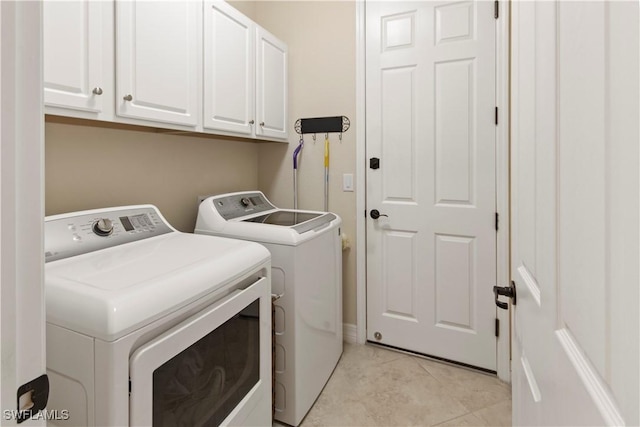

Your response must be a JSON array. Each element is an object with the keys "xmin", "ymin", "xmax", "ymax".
[
  {"xmin": 45, "ymin": 206, "xmax": 173, "ymax": 262},
  {"xmin": 208, "ymin": 191, "xmax": 276, "ymax": 220}
]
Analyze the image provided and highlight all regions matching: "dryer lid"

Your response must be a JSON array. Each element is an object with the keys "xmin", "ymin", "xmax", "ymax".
[{"xmin": 45, "ymin": 232, "xmax": 270, "ymax": 342}]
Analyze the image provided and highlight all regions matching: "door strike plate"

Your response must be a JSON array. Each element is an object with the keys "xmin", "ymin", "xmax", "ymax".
[{"xmin": 16, "ymin": 374, "xmax": 49, "ymax": 423}]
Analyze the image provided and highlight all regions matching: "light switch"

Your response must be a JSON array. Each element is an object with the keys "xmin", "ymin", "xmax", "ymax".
[{"xmin": 343, "ymin": 173, "xmax": 354, "ymax": 192}]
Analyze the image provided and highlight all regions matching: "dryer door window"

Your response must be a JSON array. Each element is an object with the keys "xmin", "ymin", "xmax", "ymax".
[
  {"xmin": 152, "ymin": 299, "xmax": 260, "ymax": 426},
  {"xmin": 129, "ymin": 277, "xmax": 270, "ymax": 426}
]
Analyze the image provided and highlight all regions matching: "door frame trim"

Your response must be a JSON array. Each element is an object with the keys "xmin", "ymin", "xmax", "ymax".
[
  {"xmin": 0, "ymin": 0, "xmax": 46, "ymax": 415},
  {"xmin": 355, "ymin": 0, "xmax": 512, "ymax": 382},
  {"xmin": 355, "ymin": 0, "xmax": 367, "ymax": 345},
  {"xmin": 495, "ymin": 0, "xmax": 511, "ymax": 383}
]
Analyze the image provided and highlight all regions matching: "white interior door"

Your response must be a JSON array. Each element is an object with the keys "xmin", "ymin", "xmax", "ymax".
[
  {"xmin": 0, "ymin": 1, "xmax": 47, "ymax": 425},
  {"xmin": 511, "ymin": 1, "xmax": 639, "ymax": 425},
  {"xmin": 365, "ymin": 0, "xmax": 498, "ymax": 370}
]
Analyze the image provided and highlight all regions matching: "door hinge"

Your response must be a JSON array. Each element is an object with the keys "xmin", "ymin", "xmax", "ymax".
[
  {"xmin": 495, "ymin": 318, "xmax": 500, "ymax": 337},
  {"xmin": 494, "ymin": 0, "xmax": 499, "ymax": 19},
  {"xmin": 495, "ymin": 212, "xmax": 499, "ymax": 231},
  {"xmin": 495, "ymin": 106, "xmax": 499, "ymax": 125}
]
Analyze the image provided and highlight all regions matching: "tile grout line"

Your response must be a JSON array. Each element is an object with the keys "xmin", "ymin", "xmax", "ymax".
[
  {"xmin": 407, "ymin": 356, "xmax": 483, "ymax": 426},
  {"xmin": 416, "ymin": 360, "xmax": 513, "ymax": 424}
]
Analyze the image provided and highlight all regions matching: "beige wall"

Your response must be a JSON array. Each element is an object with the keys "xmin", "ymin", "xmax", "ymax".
[
  {"xmin": 45, "ymin": 120, "xmax": 259, "ymax": 232},
  {"xmin": 252, "ymin": 2, "xmax": 358, "ymax": 325},
  {"xmin": 228, "ymin": 0, "xmax": 256, "ymax": 21}
]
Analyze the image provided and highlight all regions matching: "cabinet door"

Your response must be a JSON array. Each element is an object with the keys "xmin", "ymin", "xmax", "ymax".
[
  {"xmin": 256, "ymin": 27, "xmax": 288, "ymax": 140},
  {"xmin": 116, "ymin": 1, "xmax": 199, "ymax": 126},
  {"xmin": 43, "ymin": 0, "xmax": 107, "ymax": 113},
  {"xmin": 203, "ymin": 1, "xmax": 255, "ymax": 135}
]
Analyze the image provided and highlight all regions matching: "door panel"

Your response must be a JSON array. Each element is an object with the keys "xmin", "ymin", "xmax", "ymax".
[
  {"xmin": 382, "ymin": 230, "xmax": 417, "ymax": 319},
  {"xmin": 435, "ymin": 235, "xmax": 475, "ymax": 331},
  {"xmin": 255, "ymin": 27, "xmax": 288, "ymax": 140},
  {"xmin": 366, "ymin": 0, "xmax": 497, "ymax": 370},
  {"xmin": 435, "ymin": 2, "xmax": 474, "ymax": 44},
  {"xmin": 381, "ymin": 66, "xmax": 416, "ymax": 201},
  {"xmin": 203, "ymin": 0, "xmax": 254, "ymax": 135},
  {"xmin": 557, "ymin": 1, "xmax": 607, "ymax": 375},
  {"xmin": 116, "ymin": 0, "xmax": 199, "ymax": 126},
  {"xmin": 511, "ymin": 1, "xmax": 639, "ymax": 424},
  {"xmin": 43, "ymin": 0, "xmax": 104, "ymax": 112},
  {"xmin": 435, "ymin": 59, "xmax": 474, "ymax": 205}
]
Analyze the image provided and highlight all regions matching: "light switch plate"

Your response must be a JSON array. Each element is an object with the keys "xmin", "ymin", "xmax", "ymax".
[{"xmin": 343, "ymin": 173, "xmax": 354, "ymax": 192}]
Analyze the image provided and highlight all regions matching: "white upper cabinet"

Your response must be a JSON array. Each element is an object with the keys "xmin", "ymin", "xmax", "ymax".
[
  {"xmin": 203, "ymin": 1, "xmax": 254, "ymax": 135},
  {"xmin": 43, "ymin": 0, "xmax": 287, "ymax": 141},
  {"xmin": 204, "ymin": 1, "xmax": 288, "ymax": 141},
  {"xmin": 43, "ymin": 0, "xmax": 112, "ymax": 116},
  {"xmin": 116, "ymin": 1, "xmax": 200, "ymax": 127},
  {"xmin": 256, "ymin": 27, "xmax": 288, "ymax": 140}
]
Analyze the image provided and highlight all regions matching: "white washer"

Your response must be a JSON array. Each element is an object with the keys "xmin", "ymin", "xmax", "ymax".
[
  {"xmin": 195, "ymin": 191, "xmax": 343, "ymax": 426},
  {"xmin": 45, "ymin": 205, "xmax": 272, "ymax": 426}
]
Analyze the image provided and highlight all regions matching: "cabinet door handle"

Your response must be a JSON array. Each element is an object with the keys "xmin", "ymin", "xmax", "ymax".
[
  {"xmin": 92, "ymin": 87, "xmax": 103, "ymax": 95},
  {"xmin": 259, "ymin": 122, "xmax": 265, "ymax": 127},
  {"xmin": 123, "ymin": 94, "xmax": 133, "ymax": 101},
  {"xmin": 249, "ymin": 120, "xmax": 255, "ymax": 125}
]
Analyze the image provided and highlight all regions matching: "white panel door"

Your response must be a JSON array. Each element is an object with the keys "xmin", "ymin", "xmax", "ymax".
[
  {"xmin": 203, "ymin": 0, "xmax": 254, "ymax": 135},
  {"xmin": 366, "ymin": 0, "xmax": 497, "ymax": 370},
  {"xmin": 43, "ymin": 0, "xmax": 106, "ymax": 113},
  {"xmin": 116, "ymin": 0, "xmax": 199, "ymax": 126},
  {"xmin": 255, "ymin": 27, "xmax": 288, "ymax": 140},
  {"xmin": 511, "ymin": 1, "xmax": 639, "ymax": 425},
  {"xmin": 1, "ymin": 1, "xmax": 47, "ymax": 425}
]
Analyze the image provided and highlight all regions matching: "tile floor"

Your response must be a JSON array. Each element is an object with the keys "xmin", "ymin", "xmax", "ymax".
[{"xmin": 299, "ymin": 343, "xmax": 512, "ymax": 427}]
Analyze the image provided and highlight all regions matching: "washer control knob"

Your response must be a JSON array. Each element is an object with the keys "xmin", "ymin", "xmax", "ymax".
[
  {"xmin": 240, "ymin": 197, "xmax": 251, "ymax": 207},
  {"xmin": 93, "ymin": 218, "xmax": 114, "ymax": 236}
]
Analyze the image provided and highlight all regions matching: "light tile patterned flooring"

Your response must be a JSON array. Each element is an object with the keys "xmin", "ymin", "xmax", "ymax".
[{"xmin": 299, "ymin": 343, "xmax": 512, "ymax": 427}]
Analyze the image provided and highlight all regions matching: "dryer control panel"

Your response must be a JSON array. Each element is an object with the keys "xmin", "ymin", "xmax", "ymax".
[
  {"xmin": 45, "ymin": 206, "xmax": 173, "ymax": 262},
  {"xmin": 208, "ymin": 191, "xmax": 276, "ymax": 220}
]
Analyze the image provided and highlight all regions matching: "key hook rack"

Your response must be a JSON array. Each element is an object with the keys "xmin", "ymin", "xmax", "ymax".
[
  {"xmin": 294, "ymin": 116, "xmax": 350, "ymax": 141},
  {"xmin": 293, "ymin": 116, "xmax": 350, "ymax": 212}
]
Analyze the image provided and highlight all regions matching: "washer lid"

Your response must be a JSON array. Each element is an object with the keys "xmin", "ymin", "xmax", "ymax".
[
  {"xmin": 243, "ymin": 210, "xmax": 322, "ymax": 226},
  {"xmin": 45, "ymin": 233, "xmax": 270, "ymax": 342},
  {"xmin": 241, "ymin": 210, "xmax": 337, "ymax": 234}
]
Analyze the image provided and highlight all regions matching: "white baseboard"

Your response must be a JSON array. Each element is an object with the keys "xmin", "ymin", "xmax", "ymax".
[{"xmin": 343, "ymin": 323, "xmax": 357, "ymax": 344}]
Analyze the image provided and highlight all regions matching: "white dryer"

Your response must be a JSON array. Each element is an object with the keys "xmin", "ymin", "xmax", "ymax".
[
  {"xmin": 45, "ymin": 205, "xmax": 272, "ymax": 426},
  {"xmin": 195, "ymin": 191, "xmax": 343, "ymax": 426}
]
